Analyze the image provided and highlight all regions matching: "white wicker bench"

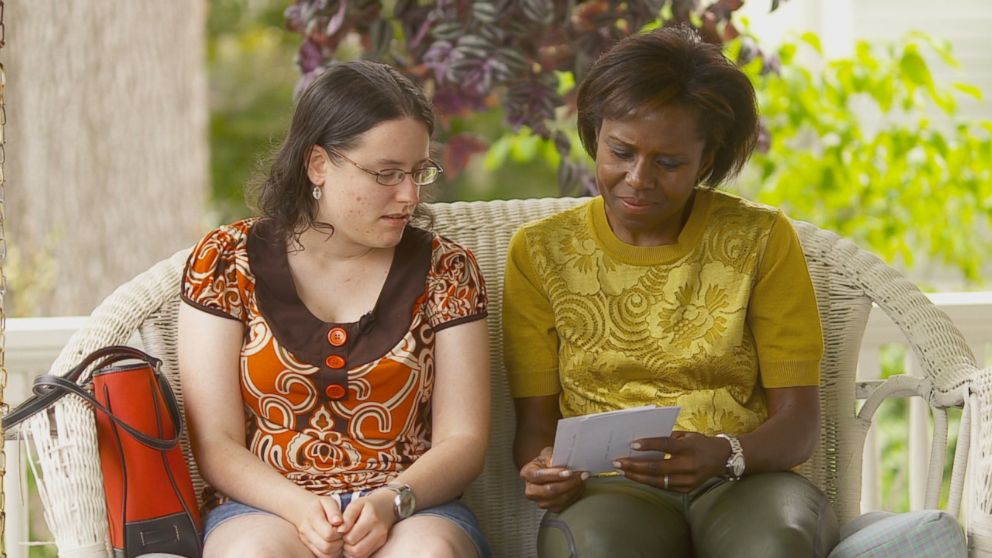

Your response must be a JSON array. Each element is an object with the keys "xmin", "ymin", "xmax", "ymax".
[{"xmin": 19, "ymin": 197, "xmax": 989, "ymax": 557}]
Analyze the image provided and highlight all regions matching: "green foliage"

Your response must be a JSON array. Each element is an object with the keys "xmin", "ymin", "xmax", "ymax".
[
  {"xmin": 208, "ymin": 0, "xmax": 301, "ymax": 224},
  {"xmin": 26, "ymin": 463, "xmax": 57, "ymax": 558},
  {"xmin": 5, "ymin": 229, "xmax": 60, "ymax": 317},
  {"xmin": 876, "ymin": 345, "xmax": 912, "ymax": 512},
  {"xmin": 734, "ymin": 33, "xmax": 992, "ymax": 284}
]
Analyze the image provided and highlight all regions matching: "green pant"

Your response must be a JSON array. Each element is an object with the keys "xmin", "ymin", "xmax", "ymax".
[{"xmin": 538, "ymin": 473, "xmax": 838, "ymax": 558}]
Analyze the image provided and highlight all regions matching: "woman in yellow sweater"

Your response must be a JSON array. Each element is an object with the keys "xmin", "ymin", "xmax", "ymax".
[{"xmin": 503, "ymin": 26, "xmax": 839, "ymax": 557}]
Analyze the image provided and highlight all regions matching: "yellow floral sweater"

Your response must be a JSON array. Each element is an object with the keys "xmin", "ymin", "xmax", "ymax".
[{"xmin": 502, "ymin": 190, "xmax": 822, "ymax": 436}]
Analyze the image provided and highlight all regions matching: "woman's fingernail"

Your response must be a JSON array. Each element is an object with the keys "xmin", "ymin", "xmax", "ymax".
[
  {"xmin": 559, "ymin": 470, "xmax": 572, "ymax": 478},
  {"xmin": 580, "ymin": 472, "xmax": 590, "ymax": 481},
  {"xmin": 616, "ymin": 469, "xmax": 625, "ymax": 476},
  {"xmin": 612, "ymin": 460, "xmax": 622, "ymax": 468},
  {"xmin": 631, "ymin": 442, "xmax": 642, "ymax": 450}
]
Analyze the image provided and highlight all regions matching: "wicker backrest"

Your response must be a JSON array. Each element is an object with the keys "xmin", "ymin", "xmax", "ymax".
[
  {"xmin": 791, "ymin": 220, "xmax": 979, "ymax": 525},
  {"xmin": 970, "ymin": 370, "xmax": 992, "ymax": 555},
  {"xmin": 428, "ymin": 199, "xmax": 587, "ymax": 557},
  {"xmin": 27, "ymin": 197, "xmax": 982, "ymax": 558},
  {"xmin": 791, "ymin": 221, "xmax": 871, "ymax": 523}
]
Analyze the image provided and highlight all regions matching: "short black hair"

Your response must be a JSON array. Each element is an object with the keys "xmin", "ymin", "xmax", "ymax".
[{"xmin": 576, "ymin": 25, "xmax": 758, "ymax": 187}]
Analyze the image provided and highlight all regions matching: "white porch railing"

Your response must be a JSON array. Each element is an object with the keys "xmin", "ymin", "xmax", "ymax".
[
  {"xmin": 2, "ymin": 293, "xmax": 991, "ymax": 557},
  {"xmin": 858, "ymin": 292, "xmax": 992, "ymax": 515}
]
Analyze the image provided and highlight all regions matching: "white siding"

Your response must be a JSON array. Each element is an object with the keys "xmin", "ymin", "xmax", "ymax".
[{"xmin": 850, "ymin": 0, "xmax": 992, "ymax": 121}]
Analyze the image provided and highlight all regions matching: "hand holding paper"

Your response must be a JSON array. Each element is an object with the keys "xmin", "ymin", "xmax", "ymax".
[{"xmin": 551, "ymin": 405, "xmax": 681, "ymax": 474}]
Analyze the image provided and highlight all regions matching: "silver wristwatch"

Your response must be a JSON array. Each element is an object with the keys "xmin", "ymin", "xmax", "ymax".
[
  {"xmin": 383, "ymin": 482, "xmax": 416, "ymax": 520},
  {"xmin": 716, "ymin": 434, "xmax": 745, "ymax": 481}
]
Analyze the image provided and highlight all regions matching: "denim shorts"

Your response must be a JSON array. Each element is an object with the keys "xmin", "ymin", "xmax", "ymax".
[{"xmin": 204, "ymin": 493, "xmax": 491, "ymax": 558}]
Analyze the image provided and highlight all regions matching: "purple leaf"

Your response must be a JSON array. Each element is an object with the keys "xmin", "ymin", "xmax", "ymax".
[
  {"xmin": 409, "ymin": 12, "xmax": 438, "ymax": 48},
  {"xmin": 369, "ymin": 19, "xmax": 393, "ymax": 56},
  {"xmin": 504, "ymin": 76, "xmax": 560, "ymax": 135},
  {"xmin": 423, "ymin": 40, "xmax": 455, "ymax": 82},
  {"xmin": 521, "ymin": 0, "xmax": 553, "ymax": 25},
  {"xmin": 285, "ymin": 4, "xmax": 305, "ymax": 32},
  {"xmin": 552, "ymin": 131, "xmax": 571, "ymax": 155},
  {"xmin": 432, "ymin": 87, "xmax": 488, "ymax": 116},
  {"xmin": 578, "ymin": 168, "xmax": 598, "ymax": 196},
  {"xmin": 294, "ymin": 67, "xmax": 327, "ymax": 99},
  {"xmin": 298, "ymin": 38, "xmax": 324, "ymax": 74},
  {"xmin": 556, "ymin": 160, "xmax": 597, "ymax": 196},
  {"xmin": 326, "ymin": 1, "xmax": 348, "ymax": 36},
  {"xmin": 442, "ymin": 133, "xmax": 489, "ymax": 178}
]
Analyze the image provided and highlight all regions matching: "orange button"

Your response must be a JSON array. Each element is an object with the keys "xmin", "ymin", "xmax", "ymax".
[
  {"xmin": 327, "ymin": 327, "xmax": 348, "ymax": 346},
  {"xmin": 325, "ymin": 384, "xmax": 346, "ymax": 399},
  {"xmin": 325, "ymin": 355, "xmax": 346, "ymax": 369}
]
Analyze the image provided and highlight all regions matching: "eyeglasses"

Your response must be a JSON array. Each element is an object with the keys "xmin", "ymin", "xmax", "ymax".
[{"xmin": 332, "ymin": 150, "xmax": 443, "ymax": 187}]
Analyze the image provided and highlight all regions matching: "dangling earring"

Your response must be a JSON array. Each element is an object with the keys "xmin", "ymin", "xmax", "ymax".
[{"xmin": 312, "ymin": 185, "xmax": 322, "ymax": 200}]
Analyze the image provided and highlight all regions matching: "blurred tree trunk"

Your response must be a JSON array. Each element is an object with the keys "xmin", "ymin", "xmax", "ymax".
[{"xmin": 1, "ymin": 0, "xmax": 208, "ymax": 316}]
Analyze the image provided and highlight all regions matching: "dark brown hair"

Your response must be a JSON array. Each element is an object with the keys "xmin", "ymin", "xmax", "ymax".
[
  {"xmin": 251, "ymin": 60, "xmax": 435, "ymax": 240},
  {"xmin": 576, "ymin": 25, "xmax": 758, "ymax": 187}
]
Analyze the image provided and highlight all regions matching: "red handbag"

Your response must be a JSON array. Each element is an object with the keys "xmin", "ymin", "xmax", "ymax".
[{"xmin": 3, "ymin": 346, "xmax": 203, "ymax": 557}]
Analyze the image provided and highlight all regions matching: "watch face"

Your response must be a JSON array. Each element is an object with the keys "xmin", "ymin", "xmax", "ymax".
[
  {"xmin": 729, "ymin": 455, "xmax": 745, "ymax": 477},
  {"xmin": 387, "ymin": 483, "xmax": 416, "ymax": 519},
  {"xmin": 396, "ymin": 490, "xmax": 415, "ymax": 518}
]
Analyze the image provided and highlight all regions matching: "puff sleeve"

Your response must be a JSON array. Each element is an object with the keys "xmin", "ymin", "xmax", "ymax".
[
  {"xmin": 181, "ymin": 224, "xmax": 251, "ymax": 323},
  {"xmin": 425, "ymin": 236, "xmax": 488, "ymax": 332}
]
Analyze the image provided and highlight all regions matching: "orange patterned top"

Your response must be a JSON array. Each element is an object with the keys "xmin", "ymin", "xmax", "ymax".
[{"xmin": 181, "ymin": 218, "xmax": 487, "ymax": 500}]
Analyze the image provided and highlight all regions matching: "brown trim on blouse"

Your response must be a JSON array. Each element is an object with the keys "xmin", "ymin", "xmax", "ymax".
[
  {"xmin": 432, "ymin": 311, "xmax": 489, "ymax": 334},
  {"xmin": 179, "ymin": 294, "xmax": 244, "ymax": 322},
  {"xmin": 246, "ymin": 218, "xmax": 434, "ymax": 375}
]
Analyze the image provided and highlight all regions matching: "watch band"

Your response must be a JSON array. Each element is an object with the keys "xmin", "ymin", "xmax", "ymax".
[{"xmin": 716, "ymin": 434, "xmax": 745, "ymax": 481}]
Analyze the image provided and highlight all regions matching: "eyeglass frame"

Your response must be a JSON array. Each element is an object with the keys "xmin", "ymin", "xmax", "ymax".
[{"xmin": 330, "ymin": 149, "xmax": 444, "ymax": 187}]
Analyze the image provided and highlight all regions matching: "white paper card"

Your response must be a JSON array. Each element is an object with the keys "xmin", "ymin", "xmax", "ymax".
[{"xmin": 550, "ymin": 405, "xmax": 681, "ymax": 474}]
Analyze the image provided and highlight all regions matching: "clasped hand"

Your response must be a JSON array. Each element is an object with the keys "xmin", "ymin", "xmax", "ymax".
[
  {"xmin": 520, "ymin": 432, "xmax": 730, "ymax": 511},
  {"xmin": 296, "ymin": 489, "xmax": 397, "ymax": 558}
]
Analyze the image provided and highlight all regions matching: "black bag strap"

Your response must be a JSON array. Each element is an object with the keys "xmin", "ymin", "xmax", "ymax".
[
  {"xmin": 1, "ymin": 346, "xmax": 178, "ymax": 451},
  {"xmin": 31, "ymin": 373, "xmax": 182, "ymax": 451}
]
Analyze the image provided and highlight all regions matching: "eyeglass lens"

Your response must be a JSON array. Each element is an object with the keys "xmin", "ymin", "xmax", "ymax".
[{"xmin": 377, "ymin": 166, "xmax": 440, "ymax": 186}]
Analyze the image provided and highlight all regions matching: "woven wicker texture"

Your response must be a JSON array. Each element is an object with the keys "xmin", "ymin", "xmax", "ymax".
[
  {"xmin": 19, "ymin": 197, "xmax": 986, "ymax": 557},
  {"xmin": 22, "ymin": 249, "xmax": 191, "ymax": 558},
  {"xmin": 790, "ymin": 220, "xmax": 980, "ymax": 526},
  {"xmin": 970, "ymin": 370, "xmax": 992, "ymax": 556}
]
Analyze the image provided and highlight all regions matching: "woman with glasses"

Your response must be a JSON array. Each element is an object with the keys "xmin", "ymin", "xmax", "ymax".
[{"xmin": 179, "ymin": 60, "xmax": 491, "ymax": 558}]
